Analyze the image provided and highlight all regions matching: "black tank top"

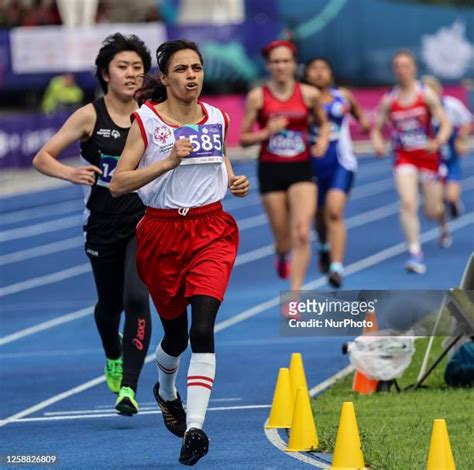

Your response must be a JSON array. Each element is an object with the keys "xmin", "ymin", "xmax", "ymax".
[{"xmin": 80, "ymin": 98, "xmax": 145, "ymax": 216}]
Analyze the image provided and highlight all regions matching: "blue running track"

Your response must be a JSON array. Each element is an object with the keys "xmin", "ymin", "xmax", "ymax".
[{"xmin": 1, "ymin": 155, "xmax": 473, "ymax": 469}]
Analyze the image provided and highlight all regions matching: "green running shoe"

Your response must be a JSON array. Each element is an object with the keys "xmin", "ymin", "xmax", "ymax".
[
  {"xmin": 115, "ymin": 386, "xmax": 139, "ymax": 416},
  {"xmin": 105, "ymin": 357, "xmax": 122, "ymax": 394}
]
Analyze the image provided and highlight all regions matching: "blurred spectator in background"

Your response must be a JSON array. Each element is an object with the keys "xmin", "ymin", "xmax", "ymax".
[
  {"xmin": 179, "ymin": 0, "xmax": 244, "ymax": 24},
  {"xmin": 0, "ymin": 0, "xmax": 24, "ymax": 27},
  {"xmin": 22, "ymin": 0, "xmax": 60, "ymax": 26},
  {"xmin": 144, "ymin": 4, "xmax": 162, "ymax": 22},
  {"xmin": 95, "ymin": 0, "xmax": 110, "ymax": 23},
  {"xmin": 41, "ymin": 73, "xmax": 84, "ymax": 114},
  {"xmin": 56, "ymin": 0, "xmax": 98, "ymax": 27}
]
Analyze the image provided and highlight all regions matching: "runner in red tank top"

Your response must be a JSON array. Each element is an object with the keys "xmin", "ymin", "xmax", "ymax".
[
  {"xmin": 258, "ymin": 82, "xmax": 310, "ymax": 163},
  {"xmin": 240, "ymin": 40, "xmax": 329, "ymax": 298},
  {"xmin": 372, "ymin": 49, "xmax": 451, "ymax": 274}
]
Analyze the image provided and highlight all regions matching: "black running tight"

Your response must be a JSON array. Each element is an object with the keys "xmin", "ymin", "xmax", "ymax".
[
  {"xmin": 89, "ymin": 236, "xmax": 151, "ymax": 391},
  {"xmin": 159, "ymin": 295, "xmax": 220, "ymax": 357}
]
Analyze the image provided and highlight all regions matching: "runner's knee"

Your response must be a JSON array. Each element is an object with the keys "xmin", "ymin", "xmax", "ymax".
[{"xmin": 293, "ymin": 219, "xmax": 311, "ymax": 246}]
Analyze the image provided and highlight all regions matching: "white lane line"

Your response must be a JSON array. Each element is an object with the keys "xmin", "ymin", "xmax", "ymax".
[
  {"xmin": 0, "ymin": 306, "xmax": 94, "ymax": 346},
  {"xmin": 0, "ymin": 264, "xmax": 90, "ymax": 297},
  {"xmin": 263, "ymin": 365, "xmax": 354, "ymax": 469},
  {"xmin": 93, "ymin": 397, "xmax": 242, "ymax": 409},
  {"xmin": 5, "ymin": 174, "xmax": 474, "ymax": 266},
  {"xmin": 0, "ymin": 236, "xmax": 84, "ymax": 266},
  {"xmin": 0, "ymin": 215, "xmax": 82, "ymax": 242},
  {"xmin": 1, "ymin": 213, "xmax": 473, "ymax": 427},
  {"xmin": 239, "ymin": 174, "xmax": 473, "ymax": 233},
  {"xmin": 351, "ymin": 176, "xmax": 393, "ymax": 200},
  {"xmin": 0, "ymin": 158, "xmax": 391, "ymax": 222},
  {"xmin": 234, "ymin": 201, "xmax": 401, "ymax": 267},
  {"xmin": 0, "ymin": 200, "xmax": 82, "ymax": 226},
  {"xmin": 2, "ymin": 156, "xmax": 473, "ymax": 229},
  {"xmin": 0, "ymin": 376, "xmax": 106, "ymax": 427},
  {"xmin": 0, "ymin": 197, "xmax": 401, "ymax": 298},
  {"xmin": 9, "ymin": 404, "xmax": 271, "ymax": 424},
  {"xmin": 264, "ymin": 426, "xmax": 331, "ymax": 469},
  {"xmin": 308, "ymin": 365, "xmax": 354, "ymax": 396},
  {"xmin": 0, "ymin": 168, "xmax": 400, "ymax": 241},
  {"xmin": 237, "ymin": 213, "xmax": 268, "ymax": 230},
  {"xmin": 46, "ymin": 397, "xmax": 243, "ymax": 415},
  {"xmin": 215, "ymin": 210, "xmax": 474, "ymax": 334},
  {"xmin": 0, "ymin": 212, "xmax": 266, "ymax": 265}
]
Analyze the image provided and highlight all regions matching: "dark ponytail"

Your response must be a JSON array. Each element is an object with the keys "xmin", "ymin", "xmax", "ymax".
[{"xmin": 136, "ymin": 39, "xmax": 203, "ymax": 106}]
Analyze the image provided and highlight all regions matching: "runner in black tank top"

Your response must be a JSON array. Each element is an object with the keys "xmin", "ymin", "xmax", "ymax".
[
  {"xmin": 81, "ymin": 97, "xmax": 145, "ymax": 247},
  {"xmin": 33, "ymin": 34, "xmax": 153, "ymax": 416}
]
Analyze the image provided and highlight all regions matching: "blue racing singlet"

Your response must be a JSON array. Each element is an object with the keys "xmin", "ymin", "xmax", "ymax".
[{"xmin": 309, "ymin": 88, "xmax": 357, "ymax": 178}]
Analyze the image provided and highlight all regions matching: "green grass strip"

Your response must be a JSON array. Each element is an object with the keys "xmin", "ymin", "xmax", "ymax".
[{"xmin": 311, "ymin": 338, "xmax": 473, "ymax": 469}]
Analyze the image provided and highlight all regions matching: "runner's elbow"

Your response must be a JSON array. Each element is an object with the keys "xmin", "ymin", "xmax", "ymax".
[
  {"xmin": 109, "ymin": 178, "xmax": 123, "ymax": 198},
  {"xmin": 32, "ymin": 152, "xmax": 44, "ymax": 170},
  {"xmin": 239, "ymin": 135, "xmax": 253, "ymax": 148}
]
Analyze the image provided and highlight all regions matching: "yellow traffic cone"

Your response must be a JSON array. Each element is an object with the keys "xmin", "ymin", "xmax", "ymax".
[
  {"xmin": 265, "ymin": 368, "xmax": 293, "ymax": 429},
  {"xmin": 287, "ymin": 387, "xmax": 319, "ymax": 452},
  {"xmin": 426, "ymin": 419, "xmax": 456, "ymax": 470},
  {"xmin": 289, "ymin": 353, "xmax": 308, "ymax": 401},
  {"xmin": 330, "ymin": 402, "xmax": 366, "ymax": 470}
]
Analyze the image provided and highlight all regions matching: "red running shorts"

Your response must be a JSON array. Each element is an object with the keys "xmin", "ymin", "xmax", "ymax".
[{"xmin": 136, "ymin": 201, "xmax": 239, "ymax": 320}]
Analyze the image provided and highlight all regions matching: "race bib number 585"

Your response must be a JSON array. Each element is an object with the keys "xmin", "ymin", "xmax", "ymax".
[{"xmin": 174, "ymin": 124, "xmax": 224, "ymax": 165}]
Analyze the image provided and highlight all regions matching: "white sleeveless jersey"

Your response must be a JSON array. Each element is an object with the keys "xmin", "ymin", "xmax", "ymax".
[{"xmin": 133, "ymin": 101, "xmax": 229, "ymax": 209}]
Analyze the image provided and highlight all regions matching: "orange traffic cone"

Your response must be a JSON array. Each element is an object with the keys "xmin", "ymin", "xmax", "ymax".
[{"xmin": 352, "ymin": 310, "xmax": 379, "ymax": 395}]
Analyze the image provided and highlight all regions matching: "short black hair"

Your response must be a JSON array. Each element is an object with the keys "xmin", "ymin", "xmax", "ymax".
[
  {"xmin": 303, "ymin": 57, "xmax": 333, "ymax": 80},
  {"xmin": 95, "ymin": 33, "xmax": 152, "ymax": 93}
]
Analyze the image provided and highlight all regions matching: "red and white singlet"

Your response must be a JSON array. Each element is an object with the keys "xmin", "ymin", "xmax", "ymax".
[
  {"xmin": 387, "ymin": 83, "xmax": 439, "ymax": 173},
  {"xmin": 258, "ymin": 83, "xmax": 310, "ymax": 164}
]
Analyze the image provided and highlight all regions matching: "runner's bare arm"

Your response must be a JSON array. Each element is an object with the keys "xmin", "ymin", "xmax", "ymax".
[
  {"xmin": 424, "ymin": 87, "xmax": 452, "ymax": 150},
  {"xmin": 239, "ymin": 87, "xmax": 287, "ymax": 147},
  {"xmin": 371, "ymin": 95, "xmax": 390, "ymax": 157},
  {"xmin": 341, "ymin": 88, "xmax": 370, "ymax": 133},
  {"xmin": 455, "ymin": 122, "xmax": 472, "ymax": 156},
  {"xmin": 302, "ymin": 84, "xmax": 329, "ymax": 157},
  {"xmin": 110, "ymin": 121, "xmax": 192, "ymax": 197},
  {"xmin": 32, "ymin": 104, "xmax": 100, "ymax": 185},
  {"xmin": 223, "ymin": 112, "xmax": 249, "ymax": 197}
]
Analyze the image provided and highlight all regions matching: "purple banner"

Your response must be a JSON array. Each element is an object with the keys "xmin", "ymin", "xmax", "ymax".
[{"xmin": 0, "ymin": 111, "xmax": 79, "ymax": 169}]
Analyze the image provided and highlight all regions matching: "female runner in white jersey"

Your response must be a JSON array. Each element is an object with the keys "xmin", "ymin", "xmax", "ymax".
[{"xmin": 110, "ymin": 39, "xmax": 249, "ymax": 466}]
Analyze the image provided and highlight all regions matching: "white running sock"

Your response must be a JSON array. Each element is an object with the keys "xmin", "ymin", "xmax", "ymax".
[
  {"xmin": 155, "ymin": 342, "xmax": 180, "ymax": 401},
  {"xmin": 186, "ymin": 353, "xmax": 216, "ymax": 430}
]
